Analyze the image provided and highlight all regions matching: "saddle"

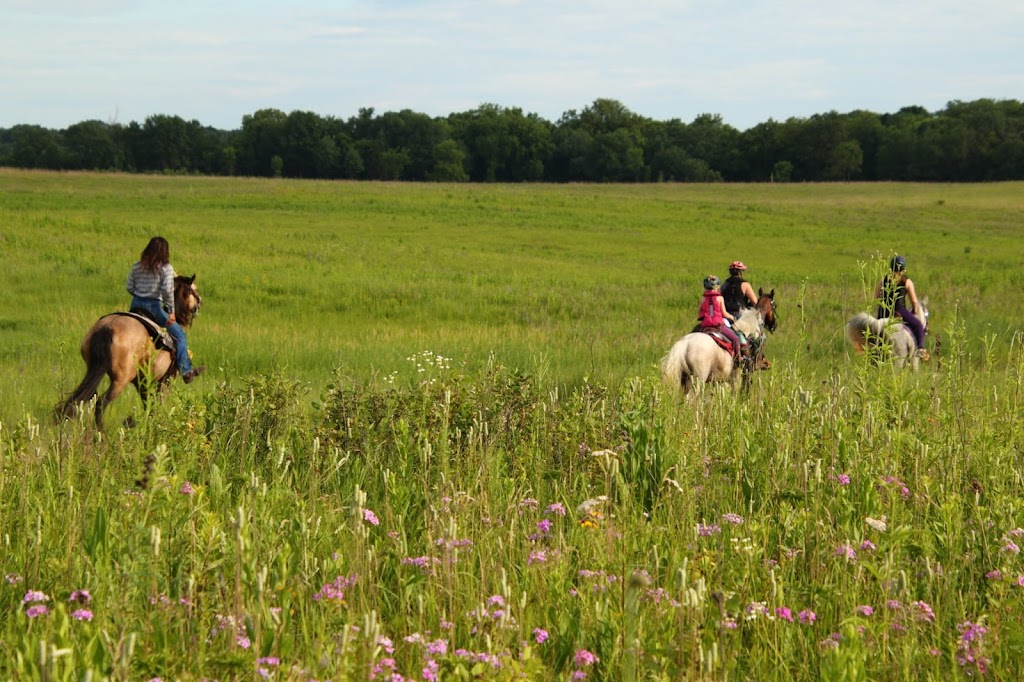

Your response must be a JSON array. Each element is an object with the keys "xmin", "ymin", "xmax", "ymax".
[
  {"xmin": 701, "ymin": 327, "xmax": 745, "ymax": 355},
  {"xmin": 108, "ymin": 311, "xmax": 176, "ymax": 352}
]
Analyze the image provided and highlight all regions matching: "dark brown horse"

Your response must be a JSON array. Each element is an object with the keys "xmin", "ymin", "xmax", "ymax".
[
  {"xmin": 756, "ymin": 288, "xmax": 777, "ymax": 333},
  {"xmin": 59, "ymin": 275, "xmax": 202, "ymax": 428}
]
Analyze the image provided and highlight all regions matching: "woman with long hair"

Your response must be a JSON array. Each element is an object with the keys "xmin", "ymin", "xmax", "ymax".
[{"xmin": 125, "ymin": 237, "xmax": 205, "ymax": 382}]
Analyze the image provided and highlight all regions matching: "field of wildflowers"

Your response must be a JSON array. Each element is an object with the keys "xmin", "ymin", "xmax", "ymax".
[{"xmin": 2, "ymin": 171, "xmax": 1023, "ymax": 679}]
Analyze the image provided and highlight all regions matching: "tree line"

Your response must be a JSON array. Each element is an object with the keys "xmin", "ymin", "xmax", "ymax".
[{"xmin": 2, "ymin": 98, "xmax": 1023, "ymax": 182}]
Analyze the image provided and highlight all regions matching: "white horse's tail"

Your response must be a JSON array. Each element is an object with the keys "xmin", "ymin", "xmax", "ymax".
[
  {"xmin": 846, "ymin": 312, "xmax": 887, "ymax": 354},
  {"xmin": 661, "ymin": 338, "xmax": 692, "ymax": 392}
]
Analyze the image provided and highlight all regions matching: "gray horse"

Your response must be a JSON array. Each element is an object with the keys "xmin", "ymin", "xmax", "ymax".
[{"xmin": 846, "ymin": 298, "xmax": 929, "ymax": 370}]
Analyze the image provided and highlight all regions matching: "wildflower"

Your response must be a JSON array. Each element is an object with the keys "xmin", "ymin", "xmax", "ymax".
[
  {"xmin": 572, "ymin": 672, "xmax": 588, "ymax": 681},
  {"xmin": 440, "ymin": 619, "xmax": 453, "ymax": 630},
  {"xmin": 313, "ymin": 575, "xmax": 358, "ymax": 602},
  {"xmin": 865, "ymin": 516, "xmax": 888, "ymax": 532},
  {"xmin": 363, "ymin": 509, "xmax": 380, "ymax": 526},
  {"xmin": 928, "ymin": 648, "xmax": 941, "ymax": 657},
  {"xmin": 236, "ymin": 635, "xmax": 251, "ymax": 649},
  {"xmin": 1017, "ymin": 575, "xmax": 1024, "ymax": 587},
  {"xmin": 546, "ymin": 502, "xmax": 567, "ymax": 516},
  {"xmin": 180, "ymin": 481, "xmax": 195, "ymax": 495},
  {"xmin": 859, "ymin": 539, "xmax": 876, "ymax": 551},
  {"xmin": 574, "ymin": 649, "xmax": 599, "ymax": 667},
  {"xmin": 836, "ymin": 544, "xmax": 857, "ymax": 561},
  {"xmin": 798, "ymin": 609, "xmax": 817, "ymax": 625},
  {"xmin": 370, "ymin": 658, "xmax": 397, "ymax": 680},
  {"xmin": 6, "ymin": 573, "xmax": 24, "ymax": 584},
  {"xmin": 775, "ymin": 607, "xmax": 794, "ymax": 622},
  {"xmin": 910, "ymin": 601, "xmax": 935, "ymax": 623},
  {"xmin": 856, "ymin": 605, "xmax": 874, "ymax": 617},
  {"xmin": 536, "ymin": 518, "xmax": 553, "ymax": 534},
  {"xmin": 745, "ymin": 602, "xmax": 771, "ymax": 620},
  {"xmin": 891, "ymin": 622, "xmax": 906, "ymax": 633},
  {"xmin": 985, "ymin": 569, "xmax": 1002, "ymax": 580},
  {"xmin": 527, "ymin": 550, "xmax": 548, "ymax": 565},
  {"xmin": 488, "ymin": 595, "xmax": 505, "ymax": 607},
  {"xmin": 426, "ymin": 640, "xmax": 447, "ymax": 656},
  {"xmin": 1008, "ymin": 528, "xmax": 1024, "ymax": 537},
  {"xmin": 69, "ymin": 589, "xmax": 92, "ymax": 604},
  {"xmin": 1002, "ymin": 541, "xmax": 1020, "ymax": 554},
  {"xmin": 721, "ymin": 513, "xmax": 744, "ymax": 525},
  {"xmin": 377, "ymin": 636, "xmax": 395, "ymax": 654},
  {"xmin": 25, "ymin": 604, "xmax": 50, "ymax": 618},
  {"xmin": 837, "ymin": 473, "xmax": 851, "ymax": 485},
  {"xmin": 71, "ymin": 609, "xmax": 94, "ymax": 621},
  {"xmin": 422, "ymin": 659, "xmax": 439, "ymax": 682},
  {"xmin": 23, "ymin": 590, "xmax": 49, "ymax": 604},
  {"xmin": 518, "ymin": 498, "xmax": 539, "ymax": 512},
  {"xmin": 698, "ymin": 524, "xmax": 721, "ymax": 536},
  {"xmin": 257, "ymin": 657, "xmax": 280, "ymax": 666},
  {"xmin": 886, "ymin": 599, "xmax": 902, "ymax": 610},
  {"xmin": 722, "ymin": 618, "xmax": 738, "ymax": 629},
  {"xmin": 533, "ymin": 628, "xmax": 549, "ymax": 643}
]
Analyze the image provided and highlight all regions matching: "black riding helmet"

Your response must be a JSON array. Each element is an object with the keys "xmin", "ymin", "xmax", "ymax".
[{"xmin": 890, "ymin": 255, "xmax": 907, "ymax": 272}]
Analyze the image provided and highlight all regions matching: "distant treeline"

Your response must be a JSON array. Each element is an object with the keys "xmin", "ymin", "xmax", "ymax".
[{"xmin": 2, "ymin": 98, "xmax": 1023, "ymax": 182}]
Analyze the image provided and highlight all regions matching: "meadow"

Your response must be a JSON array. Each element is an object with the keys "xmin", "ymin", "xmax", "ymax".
[{"xmin": 1, "ymin": 169, "xmax": 1023, "ymax": 680}]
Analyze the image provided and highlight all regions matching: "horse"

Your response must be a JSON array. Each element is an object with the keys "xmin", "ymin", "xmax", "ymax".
[
  {"xmin": 662, "ymin": 307, "xmax": 771, "ymax": 394},
  {"xmin": 845, "ymin": 297, "xmax": 929, "ymax": 370},
  {"xmin": 756, "ymin": 288, "xmax": 778, "ymax": 333},
  {"xmin": 58, "ymin": 275, "xmax": 203, "ymax": 428}
]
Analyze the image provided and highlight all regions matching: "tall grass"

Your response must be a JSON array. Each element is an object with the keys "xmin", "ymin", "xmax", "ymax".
[{"xmin": 2, "ymin": 171, "xmax": 1023, "ymax": 679}]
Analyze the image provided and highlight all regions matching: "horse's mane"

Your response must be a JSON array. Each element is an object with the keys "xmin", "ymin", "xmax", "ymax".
[{"xmin": 733, "ymin": 308, "xmax": 763, "ymax": 338}]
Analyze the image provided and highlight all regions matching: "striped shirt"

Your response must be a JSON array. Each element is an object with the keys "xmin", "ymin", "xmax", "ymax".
[{"xmin": 126, "ymin": 262, "xmax": 176, "ymax": 314}]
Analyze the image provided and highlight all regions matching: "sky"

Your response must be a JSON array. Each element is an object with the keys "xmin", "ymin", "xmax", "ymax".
[{"xmin": 2, "ymin": 0, "xmax": 1022, "ymax": 132}]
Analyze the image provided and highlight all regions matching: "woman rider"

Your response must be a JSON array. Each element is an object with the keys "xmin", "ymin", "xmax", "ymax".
[
  {"xmin": 126, "ymin": 236, "xmax": 205, "ymax": 383},
  {"xmin": 875, "ymin": 255, "xmax": 928, "ymax": 359},
  {"xmin": 720, "ymin": 261, "xmax": 758, "ymax": 317}
]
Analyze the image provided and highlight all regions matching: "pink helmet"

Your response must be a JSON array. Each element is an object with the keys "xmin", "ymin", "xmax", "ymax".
[{"xmin": 729, "ymin": 261, "xmax": 747, "ymax": 271}]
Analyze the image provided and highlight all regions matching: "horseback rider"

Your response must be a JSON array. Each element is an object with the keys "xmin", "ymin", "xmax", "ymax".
[
  {"xmin": 874, "ymin": 255, "xmax": 929, "ymax": 360},
  {"xmin": 126, "ymin": 237, "xmax": 205, "ymax": 383},
  {"xmin": 698, "ymin": 276, "xmax": 740, "ymax": 360},
  {"xmin": 720, "ymin": 261, "xmax": 758, "ymax": 317}
]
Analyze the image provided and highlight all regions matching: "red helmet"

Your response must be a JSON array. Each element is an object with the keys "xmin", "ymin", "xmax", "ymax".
[{"xmin": 729, "ymin": 261, "xmax": 747, "ymax": 271}]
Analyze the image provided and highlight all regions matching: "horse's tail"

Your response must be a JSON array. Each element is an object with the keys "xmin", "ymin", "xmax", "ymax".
[
  {"xmin": 661, "ymin": 337, "xmax": 692, "ymax": 393},
  {"xmin": 846, "ymin": 312, "xmax": 887, "ymax": 354},
  {"xmin": 58, "ymin": 325, "xmax": 114, "ymax": 419}
]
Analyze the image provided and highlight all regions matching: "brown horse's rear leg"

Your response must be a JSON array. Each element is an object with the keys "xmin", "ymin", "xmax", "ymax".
[{"xmin": 96, "ymin": 376, "xmax": 132, "ymax": 430}]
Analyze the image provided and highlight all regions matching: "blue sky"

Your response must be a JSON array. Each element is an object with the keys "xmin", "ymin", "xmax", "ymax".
[{"xmin": 2, "ymin": 0, "xmax": 1022, "ymax": 131}]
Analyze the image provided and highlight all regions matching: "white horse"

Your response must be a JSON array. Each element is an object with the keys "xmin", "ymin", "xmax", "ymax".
[
  {"xmin": 661, "ymin": 308, "xmax": 769, "ymax": 394},
  {"xmin": 845, "ymin": 298, "xmax": 929, "ymax": 370}
]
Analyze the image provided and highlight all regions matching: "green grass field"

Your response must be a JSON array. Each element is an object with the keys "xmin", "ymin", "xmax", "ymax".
[{"xmin": 1, "ymin": 170, "xmax": 1023, "ymax": 680}]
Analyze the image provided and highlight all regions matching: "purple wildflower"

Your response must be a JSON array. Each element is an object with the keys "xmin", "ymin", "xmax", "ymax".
[
  {"xmin": 536, "ymin": 518, "xmax": 553, "ymax": 534},
  {"xmin": 546, "ymin": 502, "xmax": 567, "ymax": 516},
  {"xmin": 837, "ymin": 473, "xmax": 851, "ymax": 485},
  {"xmin": 859, "ymin": 539, "xmax": 876, "ymax": 551},
  {"xmin": 985, "ymin": 569, "xmax": 1002, "ymax": 580},
  {"xmin": 527, "ymin": 550, "xmax": 548, "ymax": 565},
  {"xmin": 533, "ymin": 628, "xmax": 549, "ymax": 644},
  {"xmin": 363, "ymin": 508, "xmax": 380, "ymax": 526},
  {"xmin": 180, "ymin": 481, "xmax": 195, "ymax": 495},
  {"xmin": 257, "ymin": 657, "xmax": 280, "ymax": 666},
  {"xmin": 910, "ymin": 601, "xmax": 935, "ymax": 623},
  {"xmin": 71, "ymin": 609, "xmax": 93, "ymax": 621},
  {"xmin": 23, "ymin": 590, "xmax": 49, "ymax": 604},
  {"xmin": 1002, "ymin": 541, "xmax": 1020, "ymax": 554},
  {"xmin": 25, "ymin": 604, "xmax": 50, "ymax": 618},
  {"xmin": 721, "ymin": 513, "xmax": 744, "ymax": 525},
  {"xmin": 856, "ymin": 605, "xmax": 874, "ymax": 617},
  {"xmin": 836, "ymin": 544, "xmax": 857, "ymax": 561},
  {"xmin": 775, "ymin": 607, "xmax": 794, "ymax": 622},
  {"xmin": 798, "ymin": 609, "xmax": 817, "ymax": 625},
  {"xmin": 698, "ymin": 524, "xmax": 721, "ymax": 536},
  {"xmin": 426, "ymin": 640, "xmax": 447, "ymax": 656},
  {"xmin": 574, "ymin": 649, "xmax": 599, "ymax": 667},
  {"xmin": 5, "ymin": 573, "xmax": 23, "ymax": 585},
  {"xmin": 69, "ymin": 589, "xmax": 92, "ymax": 604}
]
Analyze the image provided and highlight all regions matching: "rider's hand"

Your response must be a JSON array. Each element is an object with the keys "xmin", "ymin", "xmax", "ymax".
[{"xmin": 168, "ymin": 313, "xmax": 176, "ymax": 325}]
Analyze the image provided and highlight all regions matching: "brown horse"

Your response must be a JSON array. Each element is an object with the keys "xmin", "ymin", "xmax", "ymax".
[
  {"xmin": 756, "ymin": 288, "xmax": 778, "ymax": 333},
  {"xmin": 59, "ymin": 275, "xmax": 203, "ymax": 428}
]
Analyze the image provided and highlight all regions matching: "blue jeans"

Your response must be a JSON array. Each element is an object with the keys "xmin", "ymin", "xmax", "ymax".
[{"xmin": 130, "ymin": 296, "xmax": 193, "ymax": 373}]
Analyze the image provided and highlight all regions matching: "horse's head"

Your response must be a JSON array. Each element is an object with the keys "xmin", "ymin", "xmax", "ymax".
[
  {"xmin": 757, "ymin": 288, "xmax": 777, "ymax": 333},
  {"xmin": 174, "ymin": 274, "xmax": 202, "ymax": 327}
]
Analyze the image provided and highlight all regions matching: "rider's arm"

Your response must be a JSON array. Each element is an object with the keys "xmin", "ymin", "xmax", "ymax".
[
  {"xmin": 719, "ymin": 296, "xmax": 735, "ymax": 321},
  {"xmin": 741, "ymin": 282, "xmax": 758, "ymax": 306},
  {"xmin": 905, "ymin": 278, "xmax": 920, "ymax": 312}
]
